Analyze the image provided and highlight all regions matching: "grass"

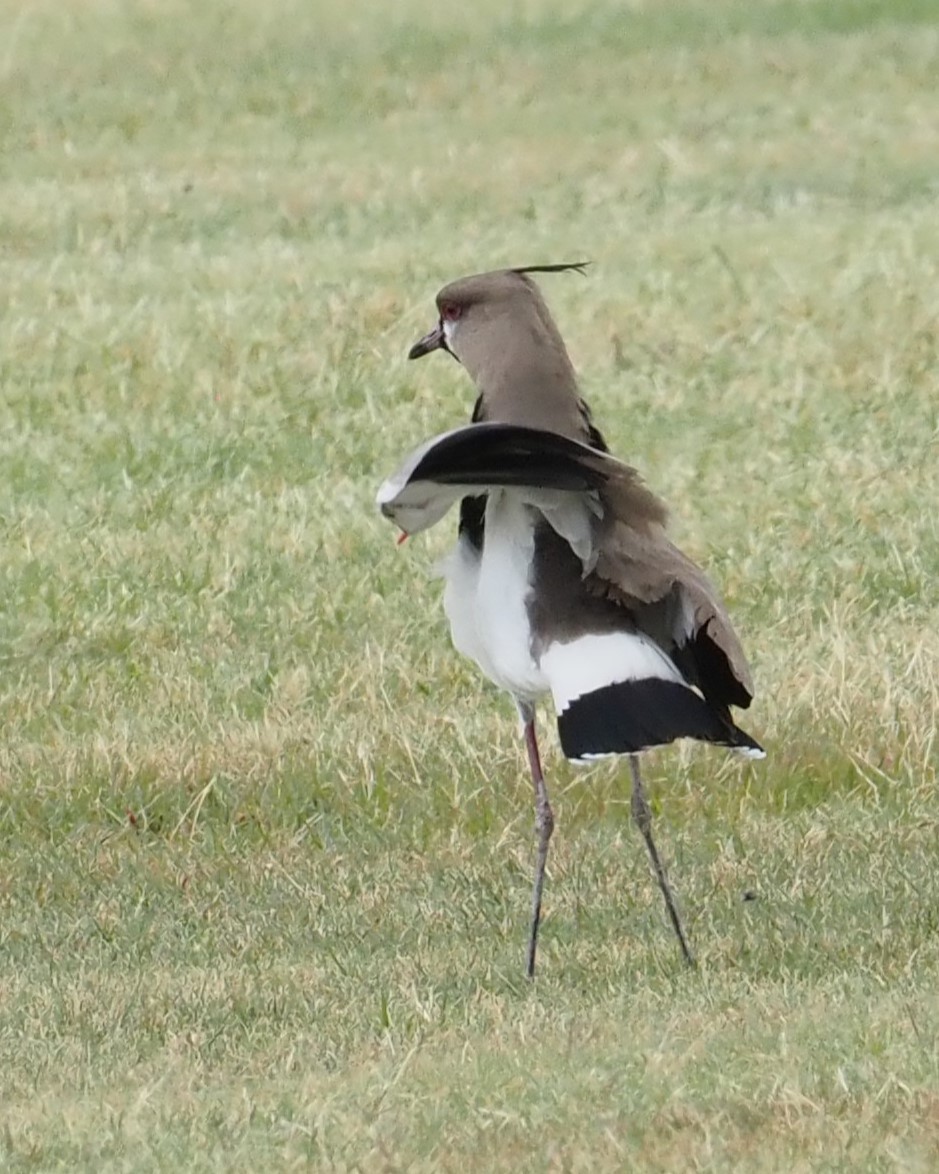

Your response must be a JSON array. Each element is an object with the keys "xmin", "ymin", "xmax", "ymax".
[{"xmin": 1, "ymin": 0, "xmax": 938, "ymax": 1167}]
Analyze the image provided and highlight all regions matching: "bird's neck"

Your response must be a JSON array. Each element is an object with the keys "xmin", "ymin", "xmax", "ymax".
[
  {"xmin": 459, "ymin": 314, "xmax": 588, "ymax": 440},
  {"xmin": 470, "ymin": 366, "xmax": 587, "ymax": 440}
]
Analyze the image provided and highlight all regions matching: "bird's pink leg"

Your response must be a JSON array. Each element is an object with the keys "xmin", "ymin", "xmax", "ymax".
[{"xmin": 521, "ymin": 704, "xmax": 554, "ymax": 978}]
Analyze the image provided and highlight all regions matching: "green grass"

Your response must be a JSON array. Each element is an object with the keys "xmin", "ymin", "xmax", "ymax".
[{"xmin": 1, "ymin": 0, "xmax": 938, "ymax": 1167}]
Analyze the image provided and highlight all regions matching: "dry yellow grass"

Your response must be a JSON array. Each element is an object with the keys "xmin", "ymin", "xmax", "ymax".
[{"xmin": 0, "ymin": 0, "xmax": 937, "ymax": 1168}]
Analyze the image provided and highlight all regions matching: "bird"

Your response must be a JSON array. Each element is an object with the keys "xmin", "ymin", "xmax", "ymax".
[{"xmin": 376, "ymin": 263, "xmax": 764, "ymax": 977}]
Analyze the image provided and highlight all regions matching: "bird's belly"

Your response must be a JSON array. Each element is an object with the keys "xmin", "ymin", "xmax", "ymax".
[{"xmin": 439, "ymin": 499, "xmax": 548, "ymax": 702}]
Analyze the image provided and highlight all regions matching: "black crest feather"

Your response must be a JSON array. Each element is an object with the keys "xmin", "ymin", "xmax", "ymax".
[{"xmin": 511, "ymin": 262, "xmax": 591, "ymax": 277}]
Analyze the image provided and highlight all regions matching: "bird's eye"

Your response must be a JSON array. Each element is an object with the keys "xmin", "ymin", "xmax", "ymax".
[{"xmin": 440, "ymin": 303, "xmax": 461, "ymax": 322}]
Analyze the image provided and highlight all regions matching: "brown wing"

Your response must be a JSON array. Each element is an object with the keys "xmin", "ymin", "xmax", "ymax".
[{"xmin": 588, "ymin": 491, "xmax": 755, "ymax": 711}]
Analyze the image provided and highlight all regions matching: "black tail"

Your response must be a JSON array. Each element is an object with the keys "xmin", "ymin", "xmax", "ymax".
[{"xmin": 557, "ymin": 678, "xmax": 764, "ymax": 762}]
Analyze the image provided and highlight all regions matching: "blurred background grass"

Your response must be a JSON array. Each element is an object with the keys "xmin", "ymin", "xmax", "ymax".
[{"xmin": 1, "ymin": 0, "xmax": 938, "ymax": 1168}]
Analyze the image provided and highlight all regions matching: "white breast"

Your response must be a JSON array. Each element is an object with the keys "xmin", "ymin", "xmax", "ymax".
[{"xmin": 438, "ymin": 492, "xmax": 548, "ymax": 703}]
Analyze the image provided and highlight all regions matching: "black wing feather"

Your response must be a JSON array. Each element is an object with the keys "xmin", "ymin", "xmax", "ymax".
[{"xmin": 408, "ymin": 423, "xmax": 612, "ymax": 493}]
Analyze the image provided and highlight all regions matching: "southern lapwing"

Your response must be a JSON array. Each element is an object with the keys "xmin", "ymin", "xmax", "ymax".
[{"xmin": 377, "ymin": 264, "xmax": 764, "ymax": 976}]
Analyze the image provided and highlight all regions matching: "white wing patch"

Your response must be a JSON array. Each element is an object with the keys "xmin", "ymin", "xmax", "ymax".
[
  {"xmin": 376, "ymin": 475, "xmax": 464, "ymax": 535},
  {"xmin": 534, "ymin": 489, "xmax": 603, "ymax": 572},
  {"xmin": 540, "ymin": 631, "xmax": 684, "ymax": 715}
]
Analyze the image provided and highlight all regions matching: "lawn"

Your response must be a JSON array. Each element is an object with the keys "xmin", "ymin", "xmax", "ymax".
[{"xmin": 1, "ymin": 0, "xmax": 938, "ymax": 1168}]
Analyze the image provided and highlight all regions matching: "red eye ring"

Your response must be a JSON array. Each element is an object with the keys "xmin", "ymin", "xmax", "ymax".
[{"xmin": 440, "ymin": 302, "xmax": 461, "ymax": 322}]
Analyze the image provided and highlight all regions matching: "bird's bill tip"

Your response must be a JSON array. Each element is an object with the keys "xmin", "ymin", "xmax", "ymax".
[{"xmin": 407, "ymin": 323, "xmax": 444, "ymax": 360}]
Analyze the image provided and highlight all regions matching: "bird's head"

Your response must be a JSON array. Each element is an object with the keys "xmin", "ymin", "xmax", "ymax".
[{"xmin": 407, "ymin": 264, "xmax": 589, "ymax": 413}]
